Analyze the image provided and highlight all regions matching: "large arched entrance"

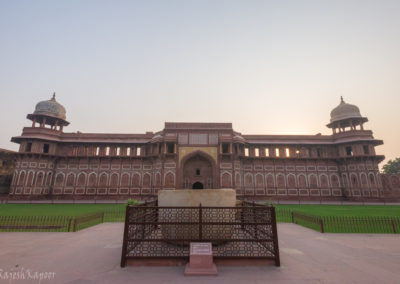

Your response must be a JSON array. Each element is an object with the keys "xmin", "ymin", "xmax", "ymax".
[
  {"xmin": 182, "ymin": 152, "xmax": 215, "ymax": 189},
  {"xmin": 192, "ymin": 182, "xmax": 204, "ymax": 189}
]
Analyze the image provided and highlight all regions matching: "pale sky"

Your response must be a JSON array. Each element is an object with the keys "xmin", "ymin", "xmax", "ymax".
[{"xmin": 0, "ymin": 0, "xmax": 399, "ymax": 166}]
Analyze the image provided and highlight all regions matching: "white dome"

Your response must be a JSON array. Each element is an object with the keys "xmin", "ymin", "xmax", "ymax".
[
  {"xmin": 34, "ymin": 93, "xmax": 66, "ymax": 120},
  {"xmin": 330, "ymin": 97, "xmax": 362, "ymax": 123}
]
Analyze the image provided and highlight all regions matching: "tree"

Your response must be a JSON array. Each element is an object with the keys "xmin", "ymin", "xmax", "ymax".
[{"xmin": 382, "ymin": 158, "xmax": 400, "ymax": 174}]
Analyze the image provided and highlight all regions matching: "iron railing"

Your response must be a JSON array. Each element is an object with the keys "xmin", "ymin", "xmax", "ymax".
[
  {"xmin": 120, "ymin": 201, "xmax": 280, "ymax": 267},
  {"xmin": 291, "ymin": 211, "xmax": 400, "ymax": 234},
  {"xmin": 0, "ymin": 216, "xmax": 72, "ymax": 232}
]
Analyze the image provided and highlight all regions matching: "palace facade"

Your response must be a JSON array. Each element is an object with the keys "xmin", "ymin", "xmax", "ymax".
[{"xmin": 8, "ymin": 94, "xmax": 400, "ymax": 200}]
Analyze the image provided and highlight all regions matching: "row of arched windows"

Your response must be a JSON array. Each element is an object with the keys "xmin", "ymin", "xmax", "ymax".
[
  {"xmin": 13, "ymin": 170, "xmax": 52, "ymax": 187},
  {"xmin": 220, "ymin": 172, "xmax": 378, "ymax": 189},
  {"xmin": 52, "ymin": 171, "xmax": 176, "ymax": 188},
  {"xmin": 13, "ymin": 169, "xmax": 379, "ymax": 190}
]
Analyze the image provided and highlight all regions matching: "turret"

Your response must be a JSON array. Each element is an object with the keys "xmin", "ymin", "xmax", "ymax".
[
  {"xmin": 326, "ymin": 97, "xmax": 368, "ymax": 134},
  {"xmin": 26, "ymin": 93, "xmax": 69, "ymax": 132}
]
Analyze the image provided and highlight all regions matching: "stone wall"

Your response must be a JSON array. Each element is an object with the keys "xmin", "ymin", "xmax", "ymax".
[
  {"xmin": 219, "ymin": 158, "xmax": 383, "ymax": 200},
  {"xmin": 9, "ymin": 153, "xmax": 390, "ymax": 201},
  {"xmin": 10, "ymin": 156, "xmax": 177, "ymax": 198},
  {"xmin": 0, "ymin": 149, "xmax": 15, "ymax": 194},
  {"xmin": 381, "ymin": 173, "xmax": 400, "ymax": 198}
]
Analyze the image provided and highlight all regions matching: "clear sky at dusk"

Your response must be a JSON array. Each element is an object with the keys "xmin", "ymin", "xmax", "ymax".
[{"xmin": 0, "ymin": 0, "xmax": 399, "ymax": 165}]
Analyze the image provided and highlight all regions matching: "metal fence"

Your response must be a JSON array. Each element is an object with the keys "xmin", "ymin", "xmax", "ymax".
[
  {"xmin": 120, "ymin": 201, "xmax": 280, "ymax": 267},
  {"xmin": 0, "ymin": 212, "xmax": 106, "ymax": 232},
  {"xmin": 291, "ymin": 211, "xmax": 325, "ymax": 232},
  {"xmin": 0, "ymin": 216, "xmax": 72, "ymax": 232},
  {"xmin": 73, "ymin": 212, "xmax": 104, "ymax": 232},
  {"xmin": 103, "ymin": 210, "xmax": 126, "ymax": 222},
  {"xmin": 291, "ymin": 211, "xmax": 400, "ymax": 234}
]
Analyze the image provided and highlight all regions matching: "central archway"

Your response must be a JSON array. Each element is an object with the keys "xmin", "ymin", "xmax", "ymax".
[
  {"xmin": 192, "ymin": 182, "xmax": 204, "ymax": 189},
  {"xmin": 180, "ymin": 151, "xmax": 218, "ymax": 189}
]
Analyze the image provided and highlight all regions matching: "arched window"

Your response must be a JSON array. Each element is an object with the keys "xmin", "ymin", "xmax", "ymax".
[
  {"xmin": 55, "ymin": 174, "xmax": 64, "ymax": 187},
  {"xmin": 164, "ymin": 173, "xmax": 174, "ymax": 187},
  {"xmin": 132, "ymin": 174, "xmax": 141, "ymax": 187},
  {"xmin": 331, "ymin": 175, "xmax": 340, "ymax": 187},
  {"xmin": 99, "ymin": 173, "xmax": 108, "ymax": 187},
  {"xmin": 298, "ymin": 175, "xmax": 307, "ymax": 188},
  {"xmin": 26, "ymin": 172, "xmax": 34, "ymax": 186},
  {"xmin": 110, "ymin": 173, "xmax": 119, "ymax": 187},
  {"xmin": 66, "ymin": 174, "xmax": 75, "ymax": 187},
  {"xmin": 46, "ymin": 172, "xmax": 52, "ymax": 186},
  {"xmin": 18, "ymin": 171, "xmax": 26, "ymax": 186},
  {"xmin": 266, "ymin": 175, "xmax": 275, "ymax": 188},
  {"xmin": 342, "ymin": 174, "xmax": 348, "ymax": 188},
  {"xmin": 143, "ymin": 174, "xmax": 151, "ymax": 187},
  {"xmin": 287, "ymin": 175, "xmax": 296, "ymax": 188},
  {"xmin": 277, "ymin": 175, "xmax": 285, "ymax": 188},
  {"xmin": 351, "ymin": 174, "xmax": 359, "ymax": 188},
  {"xmin": 255, "ymin": 174, "xmax": 264, "ymax": 187},
  {"xmin": 361, "ymin": 174, "xmax": 368, "ymax": 187},
  {"xmin": 320, "ymin": 175, "xmax": 329, "ymax": 188},
  {"xmin": 77, "ymin": 173, "xmax": 86, "ymax": 187},
  {"xmin": 369, "ymin": 174, "xmax": 376, "ymax": 187},
  {"xmin": 309, "ymin": 175, "xmax": 318, "ymax": 188},
  {"xmin": 244, "ymin": 174, "xmax": 253, "ymax": 187},
  {"xmin": 35, "ymin": 172, "xmax": 44, "ymax": 187},
  {"xmin": 88, "ymin": 173, "xmax": 97, "ymax": 187},
  {"xmin": 121, "ymin": 173, "xmax": 130, "ymax": 187}
]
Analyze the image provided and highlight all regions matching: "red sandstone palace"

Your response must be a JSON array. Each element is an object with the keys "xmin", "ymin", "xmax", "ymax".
[{"xmin": 8, "ymin": 94, "xmax": 400, "ymax": 200}]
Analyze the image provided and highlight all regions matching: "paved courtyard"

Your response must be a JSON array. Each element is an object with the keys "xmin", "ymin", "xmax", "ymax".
[{"xmin": 0, "ymin": 223, "xmax": 399, "ymax": 284}]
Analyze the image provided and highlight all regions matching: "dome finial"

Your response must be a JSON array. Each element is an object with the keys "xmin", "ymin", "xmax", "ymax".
[
  {"xmin": 51, "ymin": 92, "xmax": 56, "ymax": 101},
  {"xmin": 340, "ymin": 96, "xmax": 344, "ymax": 103}
]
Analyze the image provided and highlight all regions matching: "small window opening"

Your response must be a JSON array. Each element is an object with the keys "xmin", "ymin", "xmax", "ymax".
[
  {"xmin": 275, "ymin": 148, "xmax": 280, "ymax": 157},
  {"xmin": 106, "ymin": 146, "xmax": 110, "ymax": 156},
  {"xmin": 196, "ymin": 169, "xmax": 200, "ymax": 176},
  {"xmin": 127, "ymin": 147, "xmax": 131, "ymax": 156},
  {"xmin": 116, "ymin": 147, "xmax": 121, "ymax": 156},
  {"xmin": 26, "ymin": 143, "xmax": 32, "ymax": 152},
  {"xmin": 363, "ymin": 145, "xmax": 370, "ymax": 155},
  {"xmin": 317, "ymin": 148, "xmax": 321, "ymax": 157},
  {"xmin": 295, "ymin": 149, "xmax": 300, "ymax": 155},
  {"xmin": 222, "ymin": 143, "xmax": 230, "ymax": 154},
  {"xmin": 136, "ymin": 147, "xmax": 141, "ymax": 156},
  {"xmin": 167, "ymin": 143, "xmax": 174, "ymax": 154},
  {"xmin": 285, "ymin": 148, "xmax": 290, "ymax": 157},
  {"xmin": 346, "ymin": 146, "xmax": 353, "ymax": 156},
  {"xmin": 265, "ymin": 148, "xmax": 270, "ymax": 157},
  {"xmin": 245, "ymin": 148, "xmax": 249, "ymax": 157},
  {"xmin": 255, "ymin": 148, "xmax": 260, "ymax": 157},
  {"xmin": 43, "ymin": 144, "xmax": 49, "ymax": 154}
]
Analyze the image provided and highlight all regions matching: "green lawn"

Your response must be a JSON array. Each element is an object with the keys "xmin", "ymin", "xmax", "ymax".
[
  {"xmin": 1, "ymin": 203, "xmax": 399, "ymax": 234},
  {"xmin": 0, "ymin": 204, "xmax": 125, "ymax": 217},
  {"xmin": 275, "ymin": 204, "xmax": 400, "ymax": 217},
  {"xmin": 0, "ymin": 204, "xmax": 399, "ymax": 218}
]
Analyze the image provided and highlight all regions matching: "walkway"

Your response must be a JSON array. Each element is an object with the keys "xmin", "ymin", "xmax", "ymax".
[{"xmin": 0, "ymin": 223, "xmax": 399, "ymax": 283}]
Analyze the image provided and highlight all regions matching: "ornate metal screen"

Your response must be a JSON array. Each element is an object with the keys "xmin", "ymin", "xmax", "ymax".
[{"xmin": 121, "ymin": 201, "xmax": 280, "ymax": 267}]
